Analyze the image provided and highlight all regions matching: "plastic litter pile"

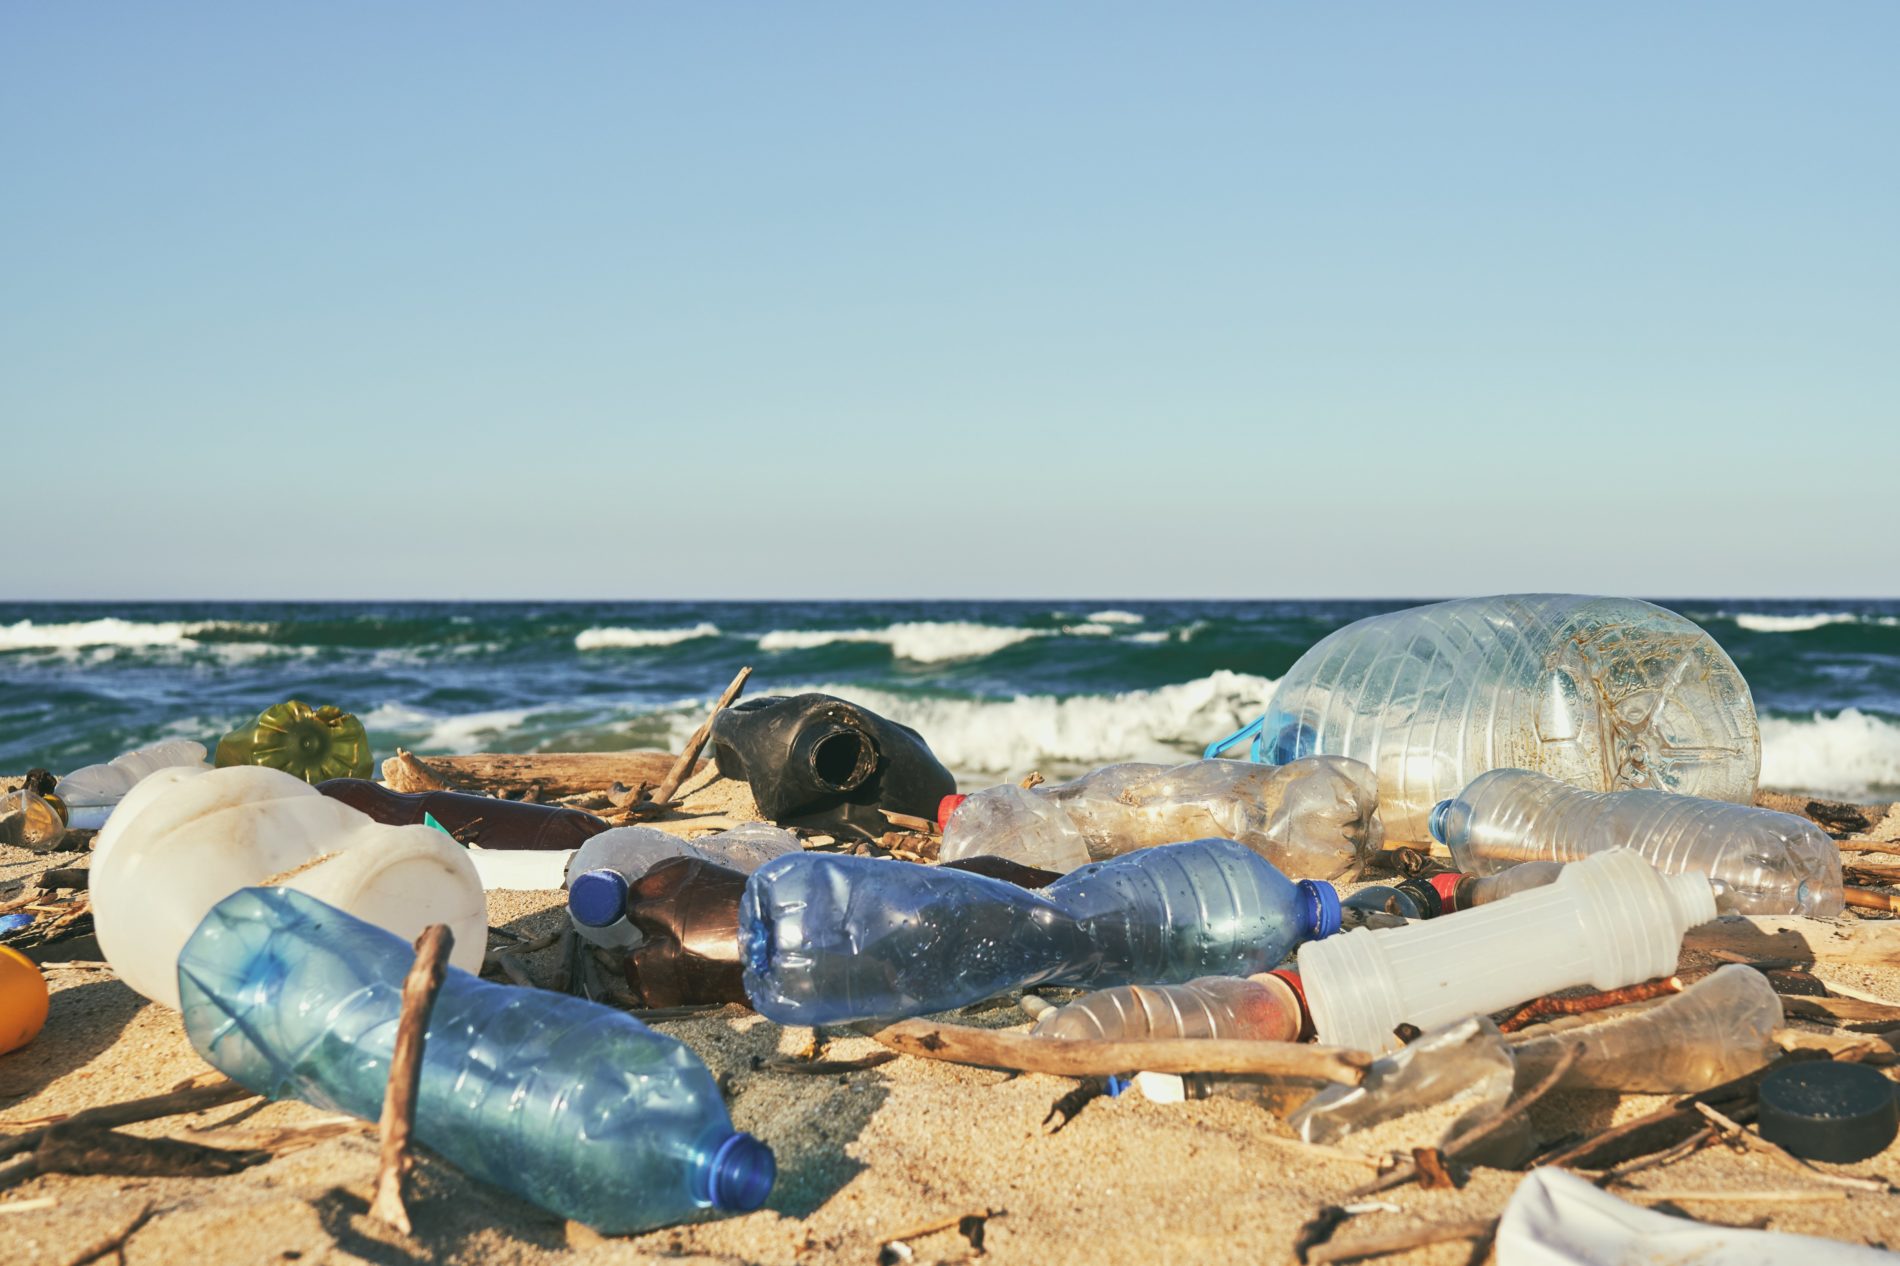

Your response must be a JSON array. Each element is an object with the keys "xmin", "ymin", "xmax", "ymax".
[{"xmin": 3, "ymin": 594, "xmax": 1897, "ymax": 1262}]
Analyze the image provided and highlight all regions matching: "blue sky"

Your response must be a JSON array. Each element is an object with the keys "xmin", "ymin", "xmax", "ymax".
[{"xmin": 4, "ymin": 5, "xmax": 1895, "ymax": 599}]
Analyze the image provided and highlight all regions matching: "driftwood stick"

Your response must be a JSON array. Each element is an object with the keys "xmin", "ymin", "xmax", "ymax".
[
  {"xmin": 865, "ymin": 1019, "xmax": 1371, "ymax": 1085},
  {"xmin": 1305, "ymin": 1217, "xmax": 1498, "ymax": 1265},
  {"xmin": 1845, "ymin": 887, "xmax": 1900, "ymax": 913},
  {"xmin": 0, "ymin": 1074, "xmax": 254, "ymax": 1162},
  {"xmin": 879, "ymin": 808, "xmax": 940, "ymax": 835},
  {"xmin": 651, "ymin": 667, "xmax": 752, "ymax": 807},
  {"xmin": 370, "ymin": 924, "xmax": 454, "ymax": 1235},
  {"xmin": 1692, "ymin": 1101, "xmax": 1891, "ymax": 1192},
  {"xmin": 1498, "ymin": 976, "xmax": 1681, "ymax": 1034}
]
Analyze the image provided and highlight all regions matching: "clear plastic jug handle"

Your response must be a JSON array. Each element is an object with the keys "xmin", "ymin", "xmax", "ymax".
[{"xmin": 1203, "ymin": 716, "xmax": 1266, "ymax": 762}]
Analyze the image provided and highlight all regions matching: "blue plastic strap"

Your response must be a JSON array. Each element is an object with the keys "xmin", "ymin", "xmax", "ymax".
[{"xmin": 1203, "ymin": 715, "xmax": 1266, "ymax": 762}]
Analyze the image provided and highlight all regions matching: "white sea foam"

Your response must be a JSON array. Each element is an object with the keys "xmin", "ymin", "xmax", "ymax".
[
  {"xmin": 575, "ymin": 623, "xmax": 721, "ymax": 651},
  {"xmin": 1761, "ymin": 709, "xmax": 1900, "ymax": 797},
  {"xmin": 0, "ymin": 618, "xmax": 269, "ymax": 651},
  {"xmin": 756, "ymin": 620, "xmax": 1129, "ymax": 664},
  {"xmin": 1730, "ymin": 613, "xmax": 1863, "ymax": 634},
  {"xmin": 362, "ymin": 702, "xmax": 547, "ymax": 754},
  {"xmin": 1086, "ymin": 610, "xmax": 1145, "ymax": 625}
]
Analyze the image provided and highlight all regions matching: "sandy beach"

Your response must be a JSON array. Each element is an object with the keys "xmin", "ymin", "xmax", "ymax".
[{"xmin": 5, "ymin": 768, "xmax": 1900, "ymax": 1266}]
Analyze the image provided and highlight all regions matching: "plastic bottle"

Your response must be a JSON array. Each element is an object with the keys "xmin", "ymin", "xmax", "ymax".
[
  {"xmin": 317, "ymin": 778, "xmax": 610, "ymax": 852},
  {"xmin": 1223, "ymin": 596, "xmax": 1760, "ymax": 843},
  {"xmin": 1025, "ymin": 971, "xmax": 1307, "ymax": 1042},
  {"xmin": 1508, "ymin": 964, "xmax": 1784, "ymax": 1093},
  {"xmin": 215, "ymin": 700, "xmax": 374, "ymax": 783},
  {"xmin": 740, "ymin": 837, "xmax": 1343, "ymax": 1026},
  {"xmin": 0, "ymin": 945, "xmax": 49, "ymax": 1054},
  {"xmin": 1431, "ymin": 768, "xmax": 1843, "ymax": 917},
  {"xmin": 1451, "ymin": 861, "xmax": 1568, "ymax": 910},
  {"xmin": 55, "ymin": 739, "xmax": 211, "ymax": 830},
  {"xmin": 0, "ymin": 788, "xmax": 68, "ymax": 852},
  {"xmin": 92, "ymin": 766, "xmax": 487, "ymax": 1009},
  {"xmin": 179, "ymin": 886, "xmax": 774, "ymax": 1233},
  {"xmin": 567, "ymin": 823, "xmax": 800, "ymax": 950},
  {"xmin": 1295, "ymin": 849, "xmax": 1716, "ymax": 1055},
  {"xmin": 937, "ymin": 756, "xmax": 1384, "ymax": 880}
]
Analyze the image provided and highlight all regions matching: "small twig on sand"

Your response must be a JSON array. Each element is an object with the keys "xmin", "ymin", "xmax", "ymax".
[
  {"xmin": 0, "ymin": 1074, "xmax": 253, "ymax": 1162},
  {"xmin": 1693, "ymin": 1101, "xmax": 1892, "ymax": 1193},
  {"xmin": 879, "ymin": 808, "xmax": 940, "ymax": 835},
  {"xmin": 54, "ymin": 1199, "xmax": 155, "ymax": 1266},
  {"xmin": 1499, "ymin": 977, "xmax": 1681, "ymax": 1034},
  {"xmin": 1305, "ymin": 1216, "xmax": 1499, "ymax": 1265},
  {"xmin": 865, "ymin": 1018, "xmax": 1371, "ymax": 1085},
  {"xmin": 371, "ymin": 924, "xmax": 454, "ymax": 1235},
  {"xmin": 1845, "ymin": 887, "xmax": 1900, "ymax": 914},
  {"xmin": 646, "ymin": 667, "xmax": 752, "ymax": 810},
  {"xmin": 1591, "ymin": 1125, "xmax": 1718, "ymax": 1187}
]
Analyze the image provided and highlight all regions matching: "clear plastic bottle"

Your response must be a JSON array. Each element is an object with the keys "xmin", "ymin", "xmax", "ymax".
[
  {"xmin": 1508, "ymin": 964, "xmax": 1784, "ymax": 1093},
  {"xmin": 740, "ymin": 837, "xmax": 1343, "ymax": 1026},
  {"xmin": 937, "ymin": 756, "xmax": 1383, "ymax": 880},
  {"xmin": 179, "ymin": 886, "xmax": 774, "ymax": 1233},
  {"xmin": 1236, "ymin": 596, "xmax": 1759, "ymax": 843},
  {"xmin": 0, "ymin": 788, "xmax": 67, "ymax": 852},
  {"xmin": 1454, "ymin": 861, "xmax": 1568, "ymax": 909},
  {"xmin": 1025, "ymin": 971, "xmax": 1306, "ymax": 1042},
  {"xmin": 1432, "ymin": 768, "xmax": 1842, "ymax": 917},
  {"xmin": 1296, "ymin": 849, "xmax": 1717, "ymax": 1055},
  {"xmin": 55, "ymin": 739, "xmax": 210, "ymax": 830},
  {"xmin": 566, "ymin": 823, "xmax": 800, "ymax": 949}
]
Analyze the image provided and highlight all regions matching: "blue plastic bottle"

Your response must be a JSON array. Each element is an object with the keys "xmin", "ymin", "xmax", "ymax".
[
  {"xmin": 740, "ymin": 837, "xmax": 1342, "ymax": 1025},
  {"xmin": 177, "ymin": 887, "xmax": 774, "ymax": 1233}
]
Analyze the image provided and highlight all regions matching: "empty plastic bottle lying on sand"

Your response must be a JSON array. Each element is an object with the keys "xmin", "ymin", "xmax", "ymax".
[
  {"xmin": 1296, "ymin": 849, "xmax": 1717, "ymax": 1055},
  {"xmin": 567, "ymin": 823, "xmax": 800, "ymax": 950},
  {"xmin": 937, "ymin": 756, "xmax": 1383, "ymax": 878},
  {"xmin": 1214, "ymin": 595, "xmax": 1760, "ymax": 844},
  {"xmin": 180, "ymin": 887, "xmax": 774, "ymax": 1233},
  {"xmin": 215, "ymin": 699, "xmax": 374, "ymax": 783},
  {"xmin": 1508, "ymin": 963, "xmax": 1784, "ymax": 1094},
  {"xmin": 0, "ymin": 786, "xmax": 67, "ymax": 852},
  {"xmin": 92, "ymin": 766, "xmax": 487, "ymax": 1009},
  {"xmin": 317, "ymin": 778, "xmax": 611, "ymax": 852},
  {"xmin": 1023, "ymin": 971, "xmax": 1309, "ymax": 1042},
  {"xmin": 55, "ymin": 739, "xmax": 211, "ymax": 829},
  {"xmin": 1431, "ymin": 768, "xmax": 1843, "ymax": 917},
  {"xmin": 741, "ymin": 837, "xmax": 1343, "ymax": 1025}
]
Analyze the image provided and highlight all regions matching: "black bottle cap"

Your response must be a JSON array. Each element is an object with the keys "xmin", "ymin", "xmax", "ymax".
[{"xmin": 1758, "ymin": 1062, "xmax": 1898, "ymax": 1164}]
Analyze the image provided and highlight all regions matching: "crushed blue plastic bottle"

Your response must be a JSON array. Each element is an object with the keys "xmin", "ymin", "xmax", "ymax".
[
  {"xmin": 177, "ymin": 887, "xmax": 773, "ymax": 1233},
  {"xmin": 740, "ymin": 837, "xmax": 1341, "ymax": 1025}
]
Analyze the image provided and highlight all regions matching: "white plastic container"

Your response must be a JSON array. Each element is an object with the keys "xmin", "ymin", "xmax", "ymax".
[
  {"xmin": 55, "ymin": 739, "xmax": 212, "ymax": 830},
  {"xmin": 92, "ymin": 766, "xmax": 487, "ymax": 1009},
  {"xmin": 565, "ymin": 822, "xmax": 800, "ymax": 949},
  {"xmin": 1434, "ymin": 768, "xmax": 1843, "ymax": 917},
  {"xmin": 1296, "ymin": 849, "xmax": 1717, "ymax": 1055},
  {"xmin": 1248, "ymin": 595, "xmax": 1760, "ymax": 843}
]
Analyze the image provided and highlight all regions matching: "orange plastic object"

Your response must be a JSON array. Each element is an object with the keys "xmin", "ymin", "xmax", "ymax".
[{"xmin": 0, "ymin": 946, "xmax": 49, "ymax": 1054}]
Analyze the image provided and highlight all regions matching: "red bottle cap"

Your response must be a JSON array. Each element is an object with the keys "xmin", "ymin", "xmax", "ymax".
[
  {"xmin": 937, "ymin": 794, "xmax": 967, "ymax": 833},
  {"xmin": 1267, "ymin": 968, "xmax": 1316, "ymax": 1042},
  {"xmin": 1428, "ymin": 872, "xmax": 1464, "ymax": 913}
]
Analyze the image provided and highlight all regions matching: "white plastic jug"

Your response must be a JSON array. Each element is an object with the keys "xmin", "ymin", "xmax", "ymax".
[{"xmin": 93, "ymin": 766, "xmax": 487, "ymax": 1009}]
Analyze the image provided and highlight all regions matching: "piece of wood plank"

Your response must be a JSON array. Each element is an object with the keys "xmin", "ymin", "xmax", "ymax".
[
  {"xmin": 1684, "ymin": 915, "xmax": 1900, "ymax": 969},
  {"xmin": 380, "ymin": 751, "xmax": 697, "ymax": 800}
]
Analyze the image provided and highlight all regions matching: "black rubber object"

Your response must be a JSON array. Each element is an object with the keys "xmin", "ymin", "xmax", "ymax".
[
  {"xmin": 708, "ymin": 694, "xmax": 956, "ymax": 842},
  {"xmin": 1757, "ymin": 1061, "xmax": 1898, "ymax": 1163}
]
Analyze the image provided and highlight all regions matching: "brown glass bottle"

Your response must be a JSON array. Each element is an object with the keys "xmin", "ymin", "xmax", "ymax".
[{"xmin": 316, "ymin": 779, "xmax": 610, "ymax": 851}]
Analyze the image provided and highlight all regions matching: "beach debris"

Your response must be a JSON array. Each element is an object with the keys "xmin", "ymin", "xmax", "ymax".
[
  {"xmin": 318, "ymin": 777, "xmax": 609, "ymax": 851},
  {"xmin": 1025, "ymin": 972, "xmax": 1306, "ymax": 1043},
  {"xmin": 53, "ymin": 739, "xmax": 211, "ymax": 830},
  {"xmin": 371, "ymin": 923, "xmax": 454, "ymax": 1234},
  {"xmin": 1499, "ymin": 976, "xmax": 1684, "ymax": 1034},
  {"xmin": 1807, "ymin": 798, "xmax": 1874, "ymax": 836},
  {"xmin": 0, "ymin": 783, "xmax": 68, "ymax": 853},
  {"xmin": 568, "ymin": 821, "xmax": 794, "ymax": 953},
  {"xmin": 382, "ymin": 750, "xmax": 685, "ymax": 800},
  {"xmin": 0, "ymin": 946, "xmax": 49, "ymax": 1054},
  {"xmin": 877, "ymin": 1207, "xmax": 1001, "ymax": 1264},
  {"xmin": 1756, "ymin": 1061, "xmax": 1899, "ymax": 1164},
  {"xmin": 622, "ymin": 666, "xmax": 753, "ymax": 820},
  {"xmin": 708, "ymin": 691, "xmax": 955, "ymax": 842},
  {"xmin": 1291, "ymin": 1017, "xmax": 1517, "ymax": 1154},
  {"xmin": 1436, "ymin": 769, "xmax": 1844, "ymax": 917},
  {"xmin": 215, "ymin": 699, "xmax": 373, "ymax": 783}
]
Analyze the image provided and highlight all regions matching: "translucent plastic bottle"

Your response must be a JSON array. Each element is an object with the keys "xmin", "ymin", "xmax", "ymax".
[
  {"xmin": 55, "ymin": 739, "xmax": 211, "ymax": 830},
  {"xmin": 937, "ymin": 756, "xmax": 1384, "ymax": 880},
  {"xmin": 740, "ymin": 837, "xmax": 1342, "ymax": 1025},
  {"xmin": 1431, "ymin": 768, "xmax": 1843, "ymax": 917},
  {"xmin": 1025, "ymin": 971, "xmax": 1307, "ymax": 1042},
  {"xmin": 179, "ymin": 887, "xmax": 774, "ymax": 1233},
  {"xmin": 1234, "ymin": 596, "xmax": 1760, "ymax": 843},
  {"xmin": 567, "ymin": 823, "xmax": 800, "ymax": 949},
  {"xmin": 1508, "ymin": 964, "xmax": 1784, "ymax": 1093},
  {"xmin": 1296, "ymin": 849, "xmax": 1717, "ymax": 1055},
  {"xmin": 0, "ymin": 788, "xmax": 67, "ymax": 852}
]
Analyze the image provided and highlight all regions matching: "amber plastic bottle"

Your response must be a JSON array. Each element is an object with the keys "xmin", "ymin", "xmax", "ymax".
[{"xmin": 316, "ymin": 779, "xmax": 609, "ymax": 852}]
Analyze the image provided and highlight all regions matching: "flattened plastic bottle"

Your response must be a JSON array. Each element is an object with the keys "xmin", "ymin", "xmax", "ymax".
[
  {"xmin": 179, "ymin": 887, "xmax": 775, "ymax": 1233},
  {"xmin": 1026, "ymin": 971, "xmax": 1306, "ymax": 1042},
  {"xmin": 1432, "ymin": 768, "xmax": 1842, "ymax": 917},
  {"xmin": 1237, "ymin": 596, "xmax": 1759, "ymax": 843},
  {"xmin": 740, "ymin": 837, "xmax": 1342, "ymax": 1025},
  {"xmin": 937, "ymin": 756, "xmax": 1383, "ymax": 879}
]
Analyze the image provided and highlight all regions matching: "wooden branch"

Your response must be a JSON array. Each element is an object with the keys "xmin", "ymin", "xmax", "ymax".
[
  {"xmin": 1845, "ymin": 887, "xmax": 1900, "ymax": 913},
  {"xmin": 383, "ymin": 751, "xmax": 691, "ymax": 800},
  {"xmin": 1305, "ymin": 1217, "xmax": 1498, "ymax": 1265},
  {"xmin": 1499, "ymin": 976, "xmax": 1681, "ymax": 1034},
  {"xmin": 371, "ymin": 924, "xmax": 454, "ymax": 1235},
  {"xmin": 381, "ymin": 749, "xmax": 468, "ymax": 792},
  {"xmin": 1684, "ymin": 914, "xmax": 1900, "ymax": 969},
  {"xmin": 650, "ymin": 667, "xmax": 751, "ymax": 808},
  {"xmin": 864, "ymin": 1018, "xmax": 1371, "ymax": 1085},
  {"xmin": 879, "ymin": 808, "xmax": 940, "ymax": 835},
  {"xmin": 0, "ymin": 1074, "xmax": 254, "ymax": 1162}
]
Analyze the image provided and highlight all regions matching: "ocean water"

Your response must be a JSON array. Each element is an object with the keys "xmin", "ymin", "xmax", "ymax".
[{"xmin": 3, "ymin": 599, "xmax": 1898, "ymax": 800}]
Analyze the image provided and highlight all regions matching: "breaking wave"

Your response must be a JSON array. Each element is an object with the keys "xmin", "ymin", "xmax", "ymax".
[
  {"xmin": 1760, "ymin": 709, "xmax": 1900, "ymax": 798},
  {"xmin": 0, "ymin": 618, "xmax": 270, "ymax": 651},
  {"xmin": 574, "ymin": 623, "xmax": 722, "ymax": 651}
]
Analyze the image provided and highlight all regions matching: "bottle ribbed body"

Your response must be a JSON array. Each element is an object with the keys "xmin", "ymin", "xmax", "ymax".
[
  {"xmin": 739, "ymin": 839, "xmax": 1333, "ymax": 1025},
  {"xmin": 1261, "ymin": 596, "xmax": 1759, "ymax": 843},
  {"xmin": 1029, "ymin": 974, "xmax": 1301, "ymax": 1042},
  {"xmin": 179, "ymin": 887, "xmax": 772, "ymax": 1233},
  {"xmin": 1440, "ymin": 768, "xmax": 1842, "ymax": 917}
]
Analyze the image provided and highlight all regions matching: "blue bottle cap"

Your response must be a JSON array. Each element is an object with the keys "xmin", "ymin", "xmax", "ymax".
[
  {"xmin": 706, "ymin": 1132, "xmax": 776, "ymax": 1212},
  {"xmin": 0, "ymin": 912, "xmax": 32, "ymax": 936},
  {"xmin": 567, "ymin": 869, "xmax": 631, "ymax": 928},
  {"xmin": 1298, "ymin": 880, "xmax": 1342, "ymax": 939},
  {"xmin": 1429, "ymin": 799, "xmax": 1455, "ymax": 844},
  {"xmin": 1105, "ymin": 1074, "xmax": 1132, "ymax": 1097}
]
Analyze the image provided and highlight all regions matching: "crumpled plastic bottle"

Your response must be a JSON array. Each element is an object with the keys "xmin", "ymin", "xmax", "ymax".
[
  {"xmin": 740, "ymin": 837, "xmax": 1342, "ymax": 1026},
  {"xmin": 216, "ymin": 700, "xmax": 374, "ymax": 783},
  {"xmin": 179, "ymin": 886, "xmax": 774, "ymax": 1233}
]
